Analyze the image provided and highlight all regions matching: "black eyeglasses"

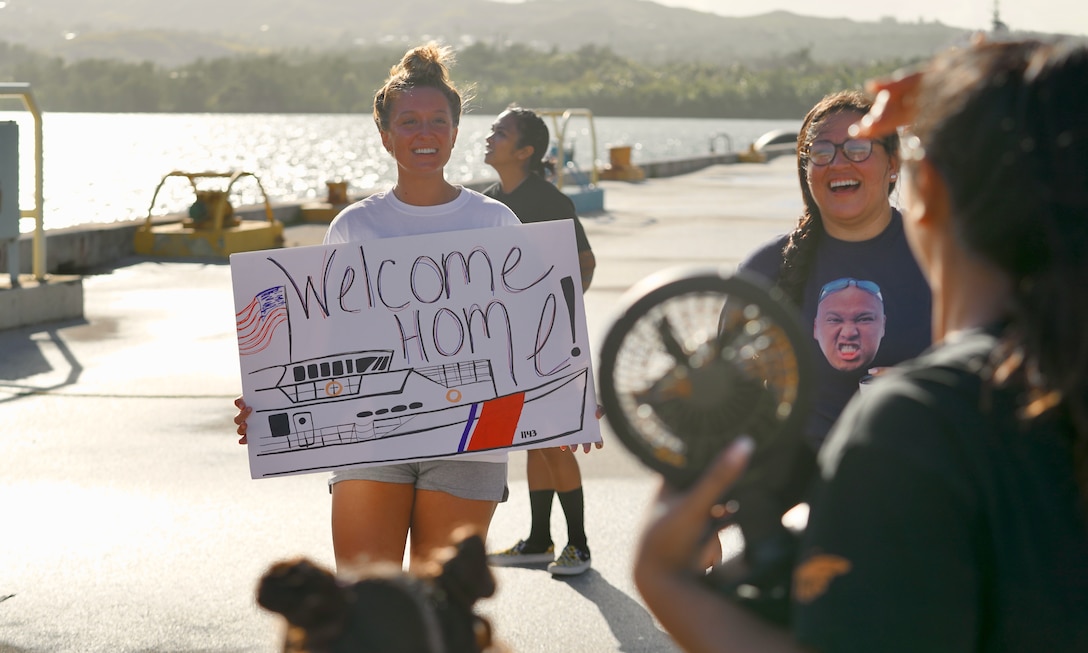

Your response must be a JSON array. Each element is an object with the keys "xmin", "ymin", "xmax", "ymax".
[
  {"xmin": 807, "ymin": 139, "xmax": 884, "ymax": 166},
  {"xmin": 818, "ymin": 278, "xmax": 883, "ymax": 302}
]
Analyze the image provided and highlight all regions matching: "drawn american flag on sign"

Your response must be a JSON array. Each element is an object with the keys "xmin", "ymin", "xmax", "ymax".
[{"xmin": 236, "ymin": 286, "xmax": 288, "ymax": 355}]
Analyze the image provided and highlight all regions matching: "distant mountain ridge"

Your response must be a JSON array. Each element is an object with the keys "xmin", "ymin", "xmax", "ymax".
[{"xmin": 0, "ymin": 0, "xmax": 1057, "ymax": 67}]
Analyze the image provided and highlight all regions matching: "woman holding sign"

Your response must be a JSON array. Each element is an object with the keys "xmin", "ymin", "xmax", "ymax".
[
  {"xmin": 234, "ymin": 42, "xmax": 520, "ymax": 572},
  {"xmin": 481, "ymin": 106, "xmax": 599, "ymax": 576}
]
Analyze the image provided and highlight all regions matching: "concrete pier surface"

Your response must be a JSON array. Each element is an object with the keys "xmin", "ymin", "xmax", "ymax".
[{"xmin": 0, "ymin": 157, "xmax": 802, "ymax": 653}]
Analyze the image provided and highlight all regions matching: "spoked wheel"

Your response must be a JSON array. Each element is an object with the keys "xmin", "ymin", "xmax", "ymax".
[{"xmin": 597, "ymin": 267, "xmax": 814, "ymax": 491}]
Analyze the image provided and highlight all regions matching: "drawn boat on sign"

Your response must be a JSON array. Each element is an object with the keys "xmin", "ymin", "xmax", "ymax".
[{"xmin": 248, "ymin": 350, "xmax": 588, "ymax": 456}]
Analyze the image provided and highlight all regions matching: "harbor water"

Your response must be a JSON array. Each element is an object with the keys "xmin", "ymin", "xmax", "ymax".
[{"xmin": 0, "ymin": 111, "xmax": 800, "ymax": 233}]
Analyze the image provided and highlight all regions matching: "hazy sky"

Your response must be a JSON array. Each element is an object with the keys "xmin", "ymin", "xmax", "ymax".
[{"xmin": 651, "ymin": 0, "xmax": 1087, "ymax": 37}]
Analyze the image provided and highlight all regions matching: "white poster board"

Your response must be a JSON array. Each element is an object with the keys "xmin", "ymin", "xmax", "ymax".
[{"xmin": 230, "ymin": 221, "xmax": 600, "ymax": 479}]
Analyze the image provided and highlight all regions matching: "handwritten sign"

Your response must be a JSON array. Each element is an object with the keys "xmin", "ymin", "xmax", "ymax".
[{"xmin": 230, "ymin": 221, "xmax": 600, "ymax": 479}]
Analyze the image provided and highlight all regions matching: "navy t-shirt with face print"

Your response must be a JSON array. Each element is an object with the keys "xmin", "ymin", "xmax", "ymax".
[{"xmin": 739, "ymin": 210, "xmax": 931, "ymax": 448}]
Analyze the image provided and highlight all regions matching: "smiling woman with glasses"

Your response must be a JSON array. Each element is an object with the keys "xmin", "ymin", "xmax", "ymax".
[{"xmin": 737, "ymin": 90, "xmax": 932, "ymax": 450}]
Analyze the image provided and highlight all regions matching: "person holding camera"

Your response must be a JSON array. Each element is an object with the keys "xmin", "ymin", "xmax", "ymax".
[{"xmin": 634, "ymin": 38, "xmax": 1088, "ymax": 652}]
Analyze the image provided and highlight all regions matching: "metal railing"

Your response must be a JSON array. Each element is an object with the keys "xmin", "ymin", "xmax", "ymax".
[{"xmin": 0, "ymin": 83, "xmax": 45, "ymax": 282}]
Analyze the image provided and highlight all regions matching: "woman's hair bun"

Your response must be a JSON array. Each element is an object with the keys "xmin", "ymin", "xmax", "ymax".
[{"xmin": 256, "ymin": 557, "xmax": 348, "ymax": 632}]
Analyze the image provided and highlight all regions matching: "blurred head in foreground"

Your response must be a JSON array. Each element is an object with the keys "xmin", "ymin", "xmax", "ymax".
[
  {"xmin": 857, "ymin": 38, "xmax": 1088, "ymax": 505},
  {"xmin": 257, "ymin": 532, "xmax": 505, "ymax": 653},
  {"xmin": 897, "ymin": 39, "xmax": 1087, "ymax": 437}
]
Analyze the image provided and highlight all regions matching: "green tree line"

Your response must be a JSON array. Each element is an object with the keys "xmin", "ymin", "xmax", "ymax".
[{"xmin": 0, "ymin": 40, "xmax": 913, "ymax": 118}]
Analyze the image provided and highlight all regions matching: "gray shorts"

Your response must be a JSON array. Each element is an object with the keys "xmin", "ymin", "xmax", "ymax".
[{"xmin": 329, "ymin": 460, "xmax": 509, "ymax": 502}]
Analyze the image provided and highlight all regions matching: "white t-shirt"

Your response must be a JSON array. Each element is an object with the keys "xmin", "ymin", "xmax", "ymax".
[
  {"xmin": 325, "ymin": 186, "xmax": 519, "ymax": 464},
  {"xmin": 325, "ymin": 187, "xmax": 519, "ymax": 244}
]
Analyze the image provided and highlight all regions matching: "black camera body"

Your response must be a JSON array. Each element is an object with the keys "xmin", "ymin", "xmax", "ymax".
[{"xmin": 597, "ymin": 267, "xmax": 817, "ymax": 625}]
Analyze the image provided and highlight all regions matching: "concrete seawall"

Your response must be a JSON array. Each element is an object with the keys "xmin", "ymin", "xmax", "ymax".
[
  {"xmin": 0, "ymin": 149, "xmax": 791, "ymax": 276},
  {"xmin": 0, "ymin": 202, "xmax": 303, "ymax": 276}
]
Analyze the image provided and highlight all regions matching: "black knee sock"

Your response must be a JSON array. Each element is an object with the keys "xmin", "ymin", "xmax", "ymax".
[
  {"xmin": 557, "ymin": 488, "xmax": 587, "ymax": 552},
  {"xmin": 526, "ymin": 489, "xmax": 555, "ymax": 549}
]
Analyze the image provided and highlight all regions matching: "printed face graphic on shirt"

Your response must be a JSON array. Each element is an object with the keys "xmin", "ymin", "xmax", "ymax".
[{"xmin": 813, "ymin": 278, "xmax": 887, "ymax": 372}]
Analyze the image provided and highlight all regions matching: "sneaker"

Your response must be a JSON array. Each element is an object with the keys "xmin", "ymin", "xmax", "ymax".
[
  {"xmin": 487, "ymin": 539, "xmax": 555, "ymax": 566},
  {"xmin": 547, "ymin": 544, "xmax": 591, "ymax": 576}
]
